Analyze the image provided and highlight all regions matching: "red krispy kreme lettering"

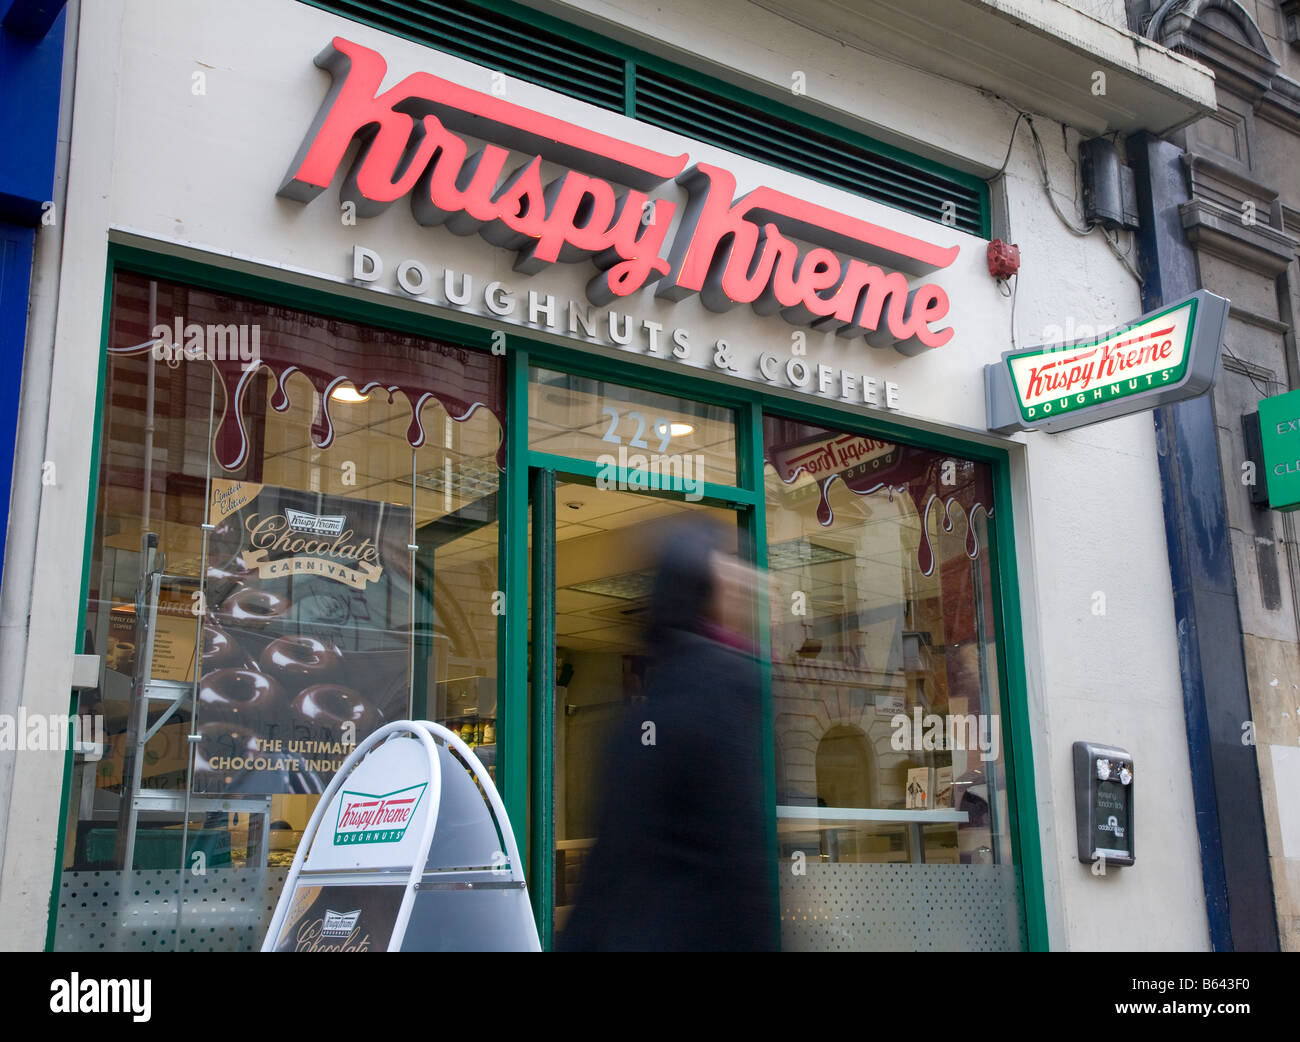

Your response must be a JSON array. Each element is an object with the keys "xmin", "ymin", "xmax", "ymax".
[
  {"xmin": 339, "ymin": 795, "xmax": 415, "ymax": 830},
  {"xmin": 280, "ymin": 37, "xmax": 688, "ymax": 201},
  {"xmin": 657, "ymin": 164, "xmax": 956, "ymax": 348},
  {"xmin": 1094, "ymin": 327, "xmax": 1174, "ymax": 382},
  {"xmin": 1020, "ymin": 326, "xmax": 1178, "ymax": 403},
  {"xmin": 781, "ymin": 435, "xmax": 892, "ymax": 477},
  {"xmin": 339, "ymin": 799, "xmax": 377, "ymax": 829},
  {"xmin": 277, "ymin": 37, "xmax": 961, "ymax": 351}
]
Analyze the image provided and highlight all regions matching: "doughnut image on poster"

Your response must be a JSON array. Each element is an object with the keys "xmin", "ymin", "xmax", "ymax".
[{"xmin": 195, "ymin": 479, "xmax": 412, "ymax": 795}]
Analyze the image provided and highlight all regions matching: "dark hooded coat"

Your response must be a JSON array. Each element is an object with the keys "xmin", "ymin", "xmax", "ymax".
[{"xmin": 555, "ymin": 521, "xmax": 776, "ymax": 951}]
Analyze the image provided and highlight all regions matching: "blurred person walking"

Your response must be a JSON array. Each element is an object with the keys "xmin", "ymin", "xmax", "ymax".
[{"xmin": 556, "ymin": 518, "xmax": 776, "ymax": 951}]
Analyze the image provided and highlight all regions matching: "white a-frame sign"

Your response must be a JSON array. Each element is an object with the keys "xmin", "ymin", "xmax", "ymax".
[{"xmin": 263, "ymin": 721, "xmax": 540, "ymax": 952}]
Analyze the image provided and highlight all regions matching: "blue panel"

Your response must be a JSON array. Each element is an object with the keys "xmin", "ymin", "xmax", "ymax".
[
  {"xmin": 0, "ymin": 4, "xmax": 63, "ymax": 594},
  {"xmin": 3, "ymin": 0, "xmax": 66, "ymax": 39},
  {"xmin": 1131, "ymin": 132, "xmax": 1280, "ymax": 951},
  {"xmin": 0, "ymin": 223, "xmax": 36, "ymax": 592},
  {"xmin": 0, "ymin": 5, "xmax": 66, "ymax": 223}
]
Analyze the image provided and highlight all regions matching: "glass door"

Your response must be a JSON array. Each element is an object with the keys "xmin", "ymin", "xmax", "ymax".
[
  {"xmin": 523, "ymin": 366, "xmax": 761, "ymax": 949},
  {"xmin": 542, "ymin": 479, "xmax": 740, "ymax": 941}
]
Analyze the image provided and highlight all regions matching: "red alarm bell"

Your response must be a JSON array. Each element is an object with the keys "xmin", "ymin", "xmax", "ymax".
[{"xmin": 987, "ymin": 239, "xmax": 1020, "ymax": 280}]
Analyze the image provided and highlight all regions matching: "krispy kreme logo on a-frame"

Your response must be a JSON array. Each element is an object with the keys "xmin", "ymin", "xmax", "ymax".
[
  {"xmin": 278, "ymin": 38, "xmax": 961, "ymax": 354},
  {"xmin": 334, "ymin": 782, "xmax": 427, "ymax": 845}
]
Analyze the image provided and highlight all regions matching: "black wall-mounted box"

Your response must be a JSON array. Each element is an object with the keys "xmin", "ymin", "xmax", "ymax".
[
  {"xmin": 1073, "ymin": 740, "xmax": 1135, "ymax": 867},
  {"xmin": 1080, "ymin": 137, "xmax": 1139, "ymax": 231}
]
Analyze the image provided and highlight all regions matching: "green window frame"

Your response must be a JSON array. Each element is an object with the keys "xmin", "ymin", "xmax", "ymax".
[{"xmin": 51, "ymin": 242, "xmax": 1044, "ymax": 951}]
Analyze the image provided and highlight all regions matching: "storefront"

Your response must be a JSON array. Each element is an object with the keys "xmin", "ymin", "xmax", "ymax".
[{"xmin": 1, "ymin": 0, "xmax": 1218, "ymax": 951}]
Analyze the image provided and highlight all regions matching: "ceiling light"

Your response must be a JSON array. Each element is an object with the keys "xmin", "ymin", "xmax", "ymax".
[
  {"xmin": 766, "ymin": 538, "xmax": 853, "ymax": 570},
  {"xmin": 329, "ymin": 384, "xmax": 368, "ymax": 403},
  {"xmin": 669, "ymin": 422, "xmax": 695, "ymax": 436},
  {"xmin": 568, "ymin": 571, "xmax": 655, "ymax": 601}
]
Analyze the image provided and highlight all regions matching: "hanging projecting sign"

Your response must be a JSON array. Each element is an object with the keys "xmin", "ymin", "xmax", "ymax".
[
  {"xmin": 985, "ymin": 290, "xmax": 1229, "ymax": 434},
  {"xmin": 277, "ymin": 37, "xmax": 960, "ymax": 356},
  {"xmin": 1256, "ymin": 388, "xmax": 1300, "ymax": 511}
]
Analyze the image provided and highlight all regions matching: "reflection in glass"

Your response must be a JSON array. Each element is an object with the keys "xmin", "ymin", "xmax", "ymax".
[
  {"xmin": 763, "ymin": 415, "xmax": 1023, "ymax": 951},
  {"xmin": 528, "ymin": 367, "xmax": 737, "ymax": 488},
  {"xmin": 55, "ymin": 272, "xmax": 503, "ymax": 951}
]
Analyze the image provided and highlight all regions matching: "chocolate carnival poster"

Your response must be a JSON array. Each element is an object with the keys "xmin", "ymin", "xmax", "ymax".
[{"xmin": 195, "ymin": 479, "xmax": 412, "ymax": 795}]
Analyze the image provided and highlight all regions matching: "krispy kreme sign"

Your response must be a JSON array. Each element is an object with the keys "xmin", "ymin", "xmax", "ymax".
[
  {"xmin": 770, "ymin": 432, "xmax": 901, "ymax": 507},
  {"xmin": 278, "ymin": 37, "xmax": 960, "ymax": 354},
  {"xmin": 770, "ymin": 432, "xmax": 898, "ymax": 480},
  {"xmin": 985, "ymin": 291, "xmax": 1229, "ymax": 435},
  {"xmin": 334, "ymin": 782, "xmax": 427, "ymax": 845}
]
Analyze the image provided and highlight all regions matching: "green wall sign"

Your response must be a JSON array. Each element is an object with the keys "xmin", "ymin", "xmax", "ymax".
[
  {"xmin": 1258, "ymin": 388, "xmax": 1300, "ymax": 511},
  {"xmin": 986, "ymin": 290, "xmax": 1229, "ymax": 435}
]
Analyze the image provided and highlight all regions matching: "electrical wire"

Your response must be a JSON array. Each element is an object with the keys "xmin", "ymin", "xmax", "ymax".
[
  {"xmin": 1104, "ymin": 227, "xmax": 1145, "ymax": 286},
  {"xmin": 986, "ymin": 110, "xmax": 1027, "ymax": 183},
  {"xmin": 1009, "ymin": 271, "xmax": 1019, "ymax": 351},
  {"xmin": 985, "ymin": 99, "xmax": 1149, "ymax": 295},
  {"xmin": 1024, "ymin": 114, "xmax": 1145, "ymax": 286},
  {"xmin": 982, "ymin": 102, "xmax": 1142, "ymax": 348},
  {"xmin": 1027, "ymin": 115, "xmax": 1091, "ymax": 237},
  {"xmin": 1222, "ymin": 341, "xmax": 1273, "ymax": 397}
]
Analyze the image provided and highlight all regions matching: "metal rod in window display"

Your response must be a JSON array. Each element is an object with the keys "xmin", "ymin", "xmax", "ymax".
[
  {"xmin": 143, "ymin": 281, "xmax": 157, "ymax": 531},
  {"xmin": 445, "ymin": 414, "xmax": 454, "ymax": 515},
  {"xmin": 175, "ymin": 366, "xmax": 219, "ymax": 949},
  {"xmin": 409, "ymin": 447, "xmax": 418, "ymax": 720},
  {"xmin": 113, "ymin": 534, "xmax": 163, "ymax": 868},
  {"xmin": 972, "ymin": 542, "xmax": 998, "ymax": 865}
]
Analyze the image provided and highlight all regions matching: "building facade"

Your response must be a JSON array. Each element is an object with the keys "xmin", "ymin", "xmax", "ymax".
[
  {"xmin": 1128, "ymin": 0, "xmax": 1300, "ymax": 951},
  {"xmin": 0, "ymin": 0, "xmax": 1240, "ymax": 950}
]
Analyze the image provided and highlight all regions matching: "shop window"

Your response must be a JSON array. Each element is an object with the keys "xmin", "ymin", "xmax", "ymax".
[
  {"xmin": 53, "ymin": 271, "xmax": 503, "ymax": 952},
  {"xmin": 763, "ymin": 415, "xmax": 1025, "ymax": 951}
]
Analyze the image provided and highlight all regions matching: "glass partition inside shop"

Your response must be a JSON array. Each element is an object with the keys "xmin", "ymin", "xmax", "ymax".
[
  {"xmin": 762, "ymin": 416, "xmax": 1025, "ymax": 951},
  {"xmin": 54, "ymin": 272, "xmax": 504, "ymax": 952}
]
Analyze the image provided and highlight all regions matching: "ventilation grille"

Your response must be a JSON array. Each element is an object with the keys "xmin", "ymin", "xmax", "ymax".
[
  {"xmin": 301, "ymin": 0, "xmax": 986, "ymax": 236},
  {"xmin": 307, "ymin": 0, "xmax": 625, "ymax": 110},
  {"xmin": 635, "ymin": 70, "xmax": 983, "ymax": 235}
]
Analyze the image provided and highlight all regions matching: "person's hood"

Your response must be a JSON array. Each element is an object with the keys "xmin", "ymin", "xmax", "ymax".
[{"xmin": 644, "ymin": 519, "xmax": 722, "ymax": 647}]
